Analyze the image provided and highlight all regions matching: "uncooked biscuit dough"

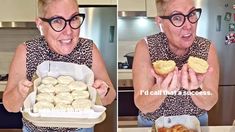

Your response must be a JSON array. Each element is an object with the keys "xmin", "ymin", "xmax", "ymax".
[
  {"xmin": 54, "ymin": 103, "xmax": 74, "ymax": 111},
  {"xmin": 33, "ymin": 101, "xmax": 54, "ymax": 112},
  {"xmin": 71, "ymin": 90, "xmax": 90, "ymax": 100},
  {"xmin": 72, "ymin": 99, "xmax": 92, "ymax": 111},
  {"xmin": 36, "ymin": 92, "xmax": 54, "ymax": 103},
  {"xmin": 188, "ymin": 56, "xmax": 209, "ymax": 74},
  {"xmin": 37, "ymin": 84, "xmax": 55, "ymax": 93},
  {"xmin": 152, "ymin": 60, "xmax": 176, "ymax": 75},
  {"xmin": 57, "ymin": 75, "xmax": 74, "ymax": 85},
  {"xmin": 54, "ymin": 92, "xmax": 73, "ymax": 105},
  {"xmin": 68, "ymin": 81, "xmax": 87, "ymax": 91},
  {"xmin": 41, "ymin": 76, "xmax": 58, "ymax": 85},
  {"xmin": 54, "ymin": 83, "xmax": 70, "ymax": 93}
]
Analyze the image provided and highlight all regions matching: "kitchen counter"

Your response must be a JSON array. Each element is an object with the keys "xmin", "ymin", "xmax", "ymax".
[
  {"xmin": 118, "ymin": 126, "xmax": 235, "ymax": 132},
  {"xmin": 118, "ymin": 69, "xmax": 132, "ymax": 80},
  {"xmin": 0, "ymin": 81, "xmax": 7, "ymax": 92}
]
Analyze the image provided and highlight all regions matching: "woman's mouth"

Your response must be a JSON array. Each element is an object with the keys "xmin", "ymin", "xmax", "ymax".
[{"xmin": 60, "ymin": 39, "xmax": 72, "ymax": 44}]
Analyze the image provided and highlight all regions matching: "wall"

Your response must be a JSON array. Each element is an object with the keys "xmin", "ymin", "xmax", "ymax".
[{"xmin": 118, "ymin": 18, "xmax": 159, "ymax": 62}]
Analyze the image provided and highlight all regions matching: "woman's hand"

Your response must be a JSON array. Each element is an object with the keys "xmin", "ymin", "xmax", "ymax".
[
  {"xmin": 92, "ymin": 80, "xmax": 109, "ymax": 98},
  {"xmin": 17, "ymin": 79, "xmax": 33, "ymax": 99},
  {"xmin": 151, "ymin": 67, "xmax": 180, "ymax": 92},
  {"xmin": 181, "ymin": 64, "xmax": 213, "ymax": 90}
]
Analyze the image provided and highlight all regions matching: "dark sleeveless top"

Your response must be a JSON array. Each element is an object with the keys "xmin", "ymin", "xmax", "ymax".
[
  {"xmin": 139, "ymin": 32, "xmax": 211, "ymax": 121},
  {"xmin": 23, "ymin": 36, "xmax": 93, "ymax": 131}
]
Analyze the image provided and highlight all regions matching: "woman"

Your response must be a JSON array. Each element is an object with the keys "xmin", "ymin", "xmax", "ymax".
[
  {"xmin": 133, "ymin": 0, "xmax": 219, "ymax": 126},
  {"xmin": 3, "ymin": 0, "xmax": 116, "ymax": 131}
]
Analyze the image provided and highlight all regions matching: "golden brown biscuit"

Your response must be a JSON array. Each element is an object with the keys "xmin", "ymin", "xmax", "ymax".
[
  {"xmin": 188, "ymin": 56, "xmax": 209, "ymax": 74},
  {"xmin": 152, "ymin": 60, "xmax": 176, "ymax": 75}
]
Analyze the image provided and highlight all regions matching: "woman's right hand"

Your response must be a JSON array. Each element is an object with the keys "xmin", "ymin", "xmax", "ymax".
[
  {"xmin": 151, "ymin": 67, "xmax": 180, "ymax": 92},
  {"xmin": 17, "ymin": 79, "xmax": 33, "ymax": 99}
]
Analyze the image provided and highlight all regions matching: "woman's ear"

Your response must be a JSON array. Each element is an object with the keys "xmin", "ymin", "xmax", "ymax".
[
  {"xmin": 35, "ymin": 18, "xmax": 44, "ymax": 36},
  {"xmin": 155, "ymin": 16, "xmax": 164, "ymax": 32}
]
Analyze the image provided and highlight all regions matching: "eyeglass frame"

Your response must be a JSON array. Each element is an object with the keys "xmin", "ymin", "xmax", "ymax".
[
  {"xmin": 40, "ymin": 13, "xmax": 85, "ymax": 32},
  {"xmin": 159, "ymin": 8, "xmax": 202, "ymax": 27}
]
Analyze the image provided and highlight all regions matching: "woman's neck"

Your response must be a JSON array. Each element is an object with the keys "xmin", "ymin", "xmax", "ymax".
[{"xmin": 168, "ymin": 44, "xmax": 189, "ymax": 56}]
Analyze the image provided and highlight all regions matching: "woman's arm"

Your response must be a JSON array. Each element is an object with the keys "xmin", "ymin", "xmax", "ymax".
[
  {"xmin": 3, "ymin": 44, "xmax": 32, "ymax": 112},
  {"xmin": 190, "ymin": 43, "xmax": 219, "ymax": 110},
  {"xmin": 91, "ymin": 44, "xmax": 116, "ymax": 106}
]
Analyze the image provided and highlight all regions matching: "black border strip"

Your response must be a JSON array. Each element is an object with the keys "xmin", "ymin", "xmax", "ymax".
[{"xmin": 79, "ymin": 5, "xmax": 117, "ymax": 7}]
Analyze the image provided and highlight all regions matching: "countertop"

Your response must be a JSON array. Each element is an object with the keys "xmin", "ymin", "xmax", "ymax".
[
  {"xmin": 0, "ymin": 81, "xmax": 7, "ymax": 92},
  {"xmin": 118, "ymin": 126, "xmax": 235, "ymax": 132}
]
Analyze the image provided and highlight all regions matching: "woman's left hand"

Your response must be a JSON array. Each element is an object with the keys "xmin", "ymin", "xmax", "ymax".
[
  {"xmin": 92, "ymin": 80, "xmax": 109, "ymax": 98},
  {"xmin": 181, "ymin": 64, "xmax": 213, "ymax": 91}
]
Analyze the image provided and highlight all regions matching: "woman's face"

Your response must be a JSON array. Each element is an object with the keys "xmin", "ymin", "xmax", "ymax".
[
  {"xmin": 39, "ymin": 0, "xmax": 80, "ymax": 55},
  {"xmin": 160, "ymin": 0, "xmax": 198, "ymax": 52}
]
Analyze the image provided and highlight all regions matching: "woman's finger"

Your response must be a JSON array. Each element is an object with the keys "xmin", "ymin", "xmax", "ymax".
[{"xmin": 181, "ymin": 64, "xmax": 188, "ymax": 89}]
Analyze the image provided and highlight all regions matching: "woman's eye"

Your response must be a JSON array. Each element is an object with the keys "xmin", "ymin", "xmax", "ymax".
[
  {"xmin": 172, "ymin": 15, "xmax": 183, "ymax": 21},
  {"xmin": 51, "ymin": 18, "xmax": 63, "ymax": 24}
]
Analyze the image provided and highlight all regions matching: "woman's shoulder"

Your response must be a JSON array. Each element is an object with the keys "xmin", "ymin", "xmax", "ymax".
[
  {"xmin": 79, "ymin": 37, "xmax": 94, "ymax": 45},
  {"xmin": 195, "ymin": 36, "xmax": 211, "ymax": 45}
]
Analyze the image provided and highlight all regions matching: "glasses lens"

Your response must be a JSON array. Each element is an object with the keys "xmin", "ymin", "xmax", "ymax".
[
  {"xmin": 171, "ymin": 14, "xmax": 185, "ymax": 27},
  {"xmin": 188, "ymin": 9, "xmax": 201, "ymax": 23},
  {"xmin": 51, "ymin": 18, "xmax": 66, "ymax": 31},
  {"xmin": 70, "ymin": 14, "xmax": 84, "ymax": 29}
]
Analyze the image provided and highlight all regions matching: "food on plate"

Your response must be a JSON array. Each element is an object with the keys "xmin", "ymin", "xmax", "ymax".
[
  {"xmin": 187, "ymin": 56, "xmax": 209, "ymax": 74},
  {"xmin": 54, "ymin": 83, "xmax": 70, "ymax": 93},
  {"xmin": 72, "ymin": 99, "xmax": 92, "ymax": 111},
  {"xmin": 41, "ymin": 76, "xmax": 58, "ymax": 85},
  {"xmin": 37, "ymin": 84, "xmax": 55, "ymax": 93},
  {"xmin": 54, "ymin": 103, "xmax": 74, "ymax": 111},
  {"xmin": 57, "ymin": 75, "xmax": 74, "ymax": 84},
  {"xmin": 68, "ymin": 81, "xmax": 88, "ymax": 91},
  {"xmin": 152, "ymin": 60, "xmax": 176, "ymax": 75},
  {"xmin": 33, "ymin": 101, "xmax": 54, "ymax": 112},
  {"xmin": 36, "ymin": 92, "xmax": 54, "ymax": 103},
  {"xmin": 158, "ymin": 124, "xmax": 196, "ymax": 132},
  {"xmin": 54, "ymin": 92, "xmax": 74, "ymax": 105},
  {"xmin": 71, "ymin": 90, "xmax": 90, "ymax": 100}
]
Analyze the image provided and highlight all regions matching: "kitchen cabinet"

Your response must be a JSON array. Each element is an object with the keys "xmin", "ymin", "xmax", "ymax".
[
  {"xmin": 0, "ymin": 0, "xmax": 36, "ymax": 22},
  {"xmin": 146, "ymin": 0, "xmax": 157, "ymax": 17},
  {"xmin": 118, "ymin": 0, "xmax": 146, "ymax": 11},
  {"xmin": 77, "ymin": 0, "xmax": 116, "ymax": 5}
]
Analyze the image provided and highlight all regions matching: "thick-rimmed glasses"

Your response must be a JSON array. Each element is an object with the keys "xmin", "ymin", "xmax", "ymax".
[
  {"xmin": 159, "ymin": 8, "xmax": 202, "ymax": 27},
  {"xmin": 40, "ymin": 13, "xmax": 85, "ymax": 32}
]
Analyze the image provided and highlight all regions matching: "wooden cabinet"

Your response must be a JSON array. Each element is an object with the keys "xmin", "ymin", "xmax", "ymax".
[
  {"xmin": 118, "ymin": 0, "xmax": 146, "ymax": 11},
  {"xmin": 0, "ymin": 0, "xmax": 36, "ymax": 22},
  {"xmin": 77, "ymin": 0, "xmax": 116, "ymax": 5},
  {"xmin": 146, "ymin": 0, "xmax": 157, "ymax": 17}
]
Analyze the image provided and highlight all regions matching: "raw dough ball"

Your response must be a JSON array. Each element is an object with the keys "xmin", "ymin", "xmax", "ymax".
[
  {"xmin": 37, "ymin": 84, "xmax": 55, "ymax": 93},
  {"xmin": 71, "ymin": 90, "xmax": 90, "ymax": 100},
  {"xmin": 33, "ymin": 101, "xmax": 54, "ymax": 112},
  {"xmin": 72, "ymin": 99, "xmax": 92, "ymax": 111},
  {"xmin": 41, "ymin": 76, "xmax": 57, "ymax": 85},
  {"xmin": 54, "ymin": 92, "xmax": 73, "ymax": 105},
  {"xmin": 152, "ymin": 60, "xmax": 176, "ymax": 75},
  {"xmin": 188, "ymin": 56, "xmax": 209, "ymax": 74},
  {"xmin": 54, "ymin": 103, "xmax": 74, "ymax": 111},
  {"xmin": 36, "ymin": 92, "xmax": 54, "ymax": 103},
  {"xmin": 68, "ymin": 81, "xmax": 87, "ymax": 91},
  {"xmin": 57, "ymin": 76, "xmax": 74, "ymax": 85},
  {"xmin": 54, "ymin": 84, "xmax": 70, "ymax": 93}
]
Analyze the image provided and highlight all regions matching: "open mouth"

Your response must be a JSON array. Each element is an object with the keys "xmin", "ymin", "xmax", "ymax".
[{"xmin": 59, "ymin": 39, "xmax": 72, "ymax": 44}]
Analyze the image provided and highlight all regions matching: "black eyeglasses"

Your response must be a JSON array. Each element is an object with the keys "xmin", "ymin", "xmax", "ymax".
[
  {"xmin": 40, "ymin": 13, "xmax": 85, "ymax": 32},
  {"xmin": 159, "ymin": 8, "xmax": 202, "ymax": 27}
]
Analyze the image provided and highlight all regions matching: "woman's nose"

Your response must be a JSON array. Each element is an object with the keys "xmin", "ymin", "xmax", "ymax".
[
  {"xmin": 182, "ymin": 18, "xmax": 192, "ymax": 30},
  {"xmin": 63, "ymin": 23, "xmax": 72, "ymax": 35}
]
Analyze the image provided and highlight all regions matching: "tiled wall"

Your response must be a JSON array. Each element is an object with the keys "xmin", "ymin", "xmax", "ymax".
[{"xmin": 0, "ymin": 28, "xmax": 40, "ymax": 74}]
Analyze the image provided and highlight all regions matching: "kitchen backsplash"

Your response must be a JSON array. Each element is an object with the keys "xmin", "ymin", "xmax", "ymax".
[
  {"xmin": 118, "ymin": 18, "xmax": 159, "ymax": 62},
  {"xmin": 0, "ymin": 28, "xmax": 40, "ymax": 74}
]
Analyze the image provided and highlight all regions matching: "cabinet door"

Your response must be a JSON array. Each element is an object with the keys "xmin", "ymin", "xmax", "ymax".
[
  {"xmin": 0, "ymin": 0, "xmax": 36, "ymax": 22},
  {"xmin": 77, "ymin": 0, "xmax": 116, "ymax": 5},
  {"xmin": 118, "ymin": 0, "xmax": 146, "ymax": 11},
  {"xmin": 146, "ymin": 0, "xmax": 157, "ymax": 17}
]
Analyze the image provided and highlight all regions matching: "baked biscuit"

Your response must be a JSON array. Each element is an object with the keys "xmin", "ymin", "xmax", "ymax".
[
  {"xmin": 188, "ymin": 56, "xmax": 209, "ymax": 74},
  {"xmin": 41, "ymin": 76, "xmax": 57, "ymax": 85},
  {"xmin": 57, "ymin": 75, "xmax": 74, "ymax": 85},
  {"xmin": 71, "ymin": 90, "xmax": 90, "ymax": 100},
  {"xmin": 72, "ymin": 99, "xmax": 92, "ymax": 111},
  {"xmin": 33, "ymin": 101, "xmax": 54, "ymax": 112},
  {"xmin": 152, "ymin": 60, "xmax": 176, "ymax": 75},
  {"xmin": 54, "ymin": 92, "xmax": 73, "ymax": 105},
  {"xmin": 68, "ymin": 81, "xmax": 87, "ymax": 91}
]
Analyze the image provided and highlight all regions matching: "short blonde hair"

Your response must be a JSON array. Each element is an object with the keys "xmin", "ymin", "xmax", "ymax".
[
  {"xmin": 37, "ymin": 0, "xmax": 78, "ymax": 17},
  {"xmin": 155, "ymin": 0, "xmax": 171, "ymax": 16}
]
